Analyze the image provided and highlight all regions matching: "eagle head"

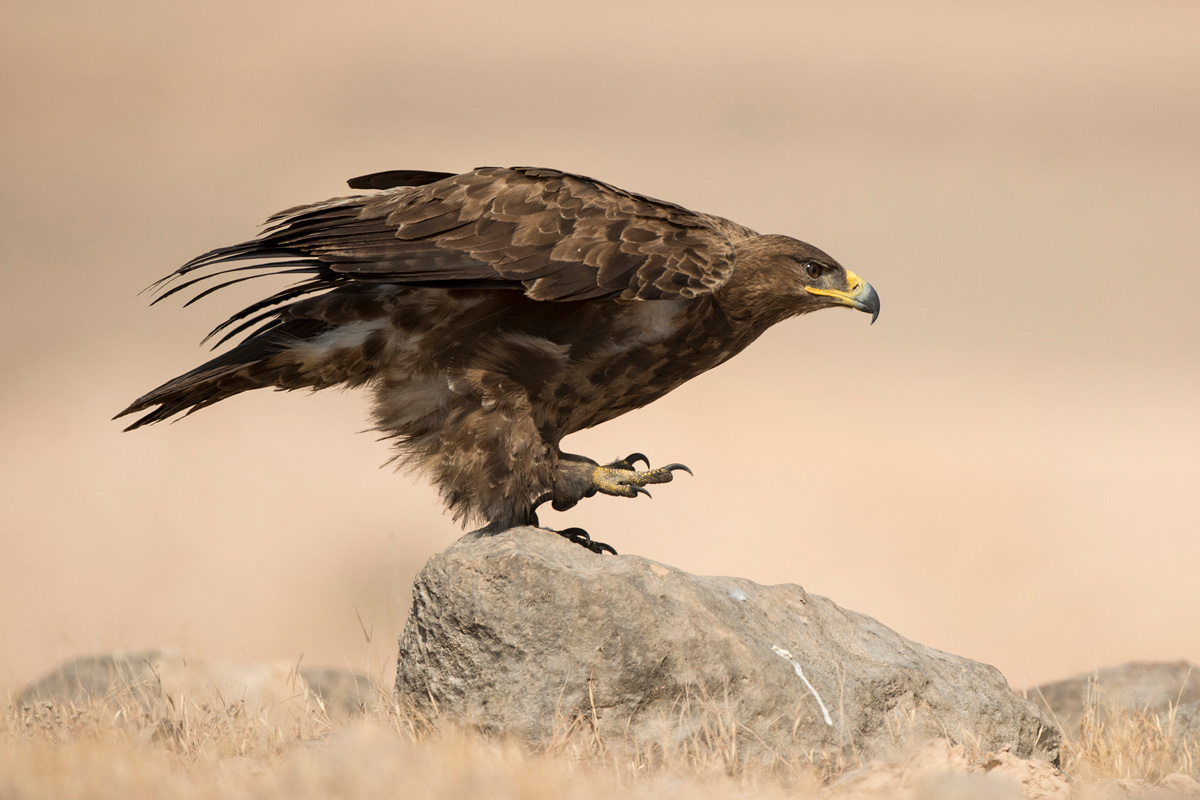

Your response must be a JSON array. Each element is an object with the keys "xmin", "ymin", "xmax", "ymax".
[{"xmin": 724, "ymin": 234, "xmax": 880, "ymax": 327}]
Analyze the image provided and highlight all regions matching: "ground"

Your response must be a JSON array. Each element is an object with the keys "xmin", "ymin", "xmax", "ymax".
[{"xmin": 4, "ymin": 679, "xmax": 1198, "ymax": 800}]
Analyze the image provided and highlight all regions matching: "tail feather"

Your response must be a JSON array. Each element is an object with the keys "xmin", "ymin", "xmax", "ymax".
[
  {"xmin": 115, "ymin": 318, "xmax": 331, "ymax": 430},
  {"xmin": 120, "ymin": 180, "xmax": 456, "ymax": 432}
]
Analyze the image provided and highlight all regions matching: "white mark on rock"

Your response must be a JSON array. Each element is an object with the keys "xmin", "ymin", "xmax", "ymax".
[
  {"xmin": 772, "ymin": 645, "xmax": 832, "ymax": 726},
  {"xmin": 728, "ymin": 589, "xmax": 747, "ymax": 602}
]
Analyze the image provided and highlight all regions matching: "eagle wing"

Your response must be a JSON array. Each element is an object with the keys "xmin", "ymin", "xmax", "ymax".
[{"xmin": 153, "ymin": 166, "xmax": 754, "ymax": 348}]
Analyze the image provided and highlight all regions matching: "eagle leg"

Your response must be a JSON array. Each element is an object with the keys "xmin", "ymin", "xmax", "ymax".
[
  {"xmin": 590, "ymin": 454, "xmax": 693, "ymax": 499},
  {"xmin": 526, "ymin": 454, "xmax": 692, "ymax": 555}
]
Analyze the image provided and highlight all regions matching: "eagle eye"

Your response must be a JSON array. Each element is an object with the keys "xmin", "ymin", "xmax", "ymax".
[{"xmin": 803, "ymin": 262, "xmax": 822, "ymax": 280}]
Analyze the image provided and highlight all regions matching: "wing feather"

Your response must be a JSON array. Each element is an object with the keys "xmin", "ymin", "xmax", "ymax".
[{"xmin": 147, "ymin": 166, "xmax": 757, "ymax": 352}]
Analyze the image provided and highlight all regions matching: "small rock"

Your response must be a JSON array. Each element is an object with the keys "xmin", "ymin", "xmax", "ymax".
[
  {"xmin": 14, "ymin": 648, "xmax": 378, "ymax": 724},
  {"xmin": 14, "ymin": 647, "xmax": 187, "ymax": 711},
  {"xmin": 299, "ymin": 666, "xmax": 379, "ymax": 717},
  {"xmin": 1031, "ymin": 662, "xmax": 1200, "ymax": 733}
]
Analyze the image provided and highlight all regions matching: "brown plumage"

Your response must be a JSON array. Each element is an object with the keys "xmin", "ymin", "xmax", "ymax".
[{"xmin": 117, "ymin": 166, "xmax": 879, "ymax": 543}]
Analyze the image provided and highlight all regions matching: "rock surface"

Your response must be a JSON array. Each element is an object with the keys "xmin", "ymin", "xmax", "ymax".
[
  {"xmin": 1169, "ymin": 700, "xmax": 1200, "ymax": 762},
  {"xmin": 395, "ymin": 527, "xmax": 1059, "ymax": 763},
  {"xmin": 1030, "ymin": 661, "xmax": 1200, "ymax": 732},
  {"xmin": 13, "ymin": 648, "xmax": 378, "ymax": 721}
]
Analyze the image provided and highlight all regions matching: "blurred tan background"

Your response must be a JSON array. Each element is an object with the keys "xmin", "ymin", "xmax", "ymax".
[{"xmin": 3, "ymin": 0, "xmax": 1198, "ymax": 694}]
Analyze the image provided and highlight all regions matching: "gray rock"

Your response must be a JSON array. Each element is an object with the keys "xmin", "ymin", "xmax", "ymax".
[
  {"xmin": 1030, "ymin": 661, "xmax": 1200, "ymax": 733},
  {"xmin": 14, "ymin": 648, "xmax": 378, "ymax": 722},
  {"xmin": 1170, "ymin": 700, "xmax": 1200, "ymax": 755},
  {"xmin": 14, "ymin": 647, "xmax": 187, "ymax": 710},
  {"xmin": 395, "ymin": 527, "xmax": 1059, "ymax": 764},
  {"xmin": 299, "ymin": 666, "xmax": 379, "ymax": 717}
]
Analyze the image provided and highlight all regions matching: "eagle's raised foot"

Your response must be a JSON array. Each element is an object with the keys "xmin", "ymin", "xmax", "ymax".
[
  {"xmin": 527, "ymin": 454, "xmax": 693, "ymax": 545},
  {"xmin": 591, "ymin": 453, "xmax": 693, "ymax": 499},
  {"xmin": 555, "ymin": 527, "xmax": 618, "ymax": 556}
]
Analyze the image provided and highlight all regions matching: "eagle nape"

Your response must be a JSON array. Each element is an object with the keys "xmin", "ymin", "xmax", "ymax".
[{"xmin": 531, "ymin": 453, "xmax": 693, "ymax": 555}]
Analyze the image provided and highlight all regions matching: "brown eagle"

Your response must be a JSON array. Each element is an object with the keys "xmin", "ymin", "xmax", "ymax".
[{"xmin": 118, "ymin": 167, "xmax": 879, "ymax": 553}]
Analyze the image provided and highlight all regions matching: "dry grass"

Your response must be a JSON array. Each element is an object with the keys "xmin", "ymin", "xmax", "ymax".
[
  {"xmin": 1, "ymin": 680, "xmax": 823, "ymax": 800},
  {"xmin": 3, "ymin": 677, "xmax": 1199, "ymax": 800},
  {"xmin": 1058, "ymin": 690, "xmax": 1200, "ymax": 785}
]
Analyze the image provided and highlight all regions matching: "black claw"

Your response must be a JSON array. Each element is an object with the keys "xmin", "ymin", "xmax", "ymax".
[
  {"xmin": 623, "ymin": 452, "xmax": 650, "ymax": 469},
  {"xmin": 664, "ymin": 463, "xmax": 693, "ymax": 476},
  {"xmin": 557, "ymin": 526, "xmax": 592, "ymax": 546},
  {"xmin": 632, "ymin": 486, "xmax": 653, "ymax": 499},
  {"xmin": 554, "ymin": 527, "xmax": 617, "ymax": 555}
]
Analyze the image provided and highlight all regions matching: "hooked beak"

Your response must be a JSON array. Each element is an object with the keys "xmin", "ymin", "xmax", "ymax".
[{"xmin": 804, "ymin": 269, "xmax": 880, "ymax": 324}]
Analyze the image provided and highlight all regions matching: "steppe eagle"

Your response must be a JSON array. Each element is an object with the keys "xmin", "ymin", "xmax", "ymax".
[{"xmin": 117, "ymin": 167, "xmax": 879, "ymax": 553}]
